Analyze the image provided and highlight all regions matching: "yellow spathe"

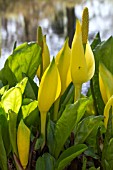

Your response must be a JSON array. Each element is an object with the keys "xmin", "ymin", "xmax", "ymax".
[
  {"xmin": 99, "ymin": 63, "xmax": 113, "ymax": 104},
  {"xmin": 55, "ymin": 38, "xmax": 71, "ymax": 95},
  {"xmin": 38, "ymin": 58, "xmax": 61, "ymax": 113},
  {"xmin": 104, "ymin": 95, "xmax": 113, "ymax": 128},
  {"xmin": 17, "ymin": 120, "xmax": 30, "ymax": 169},
  {"xmin": 70, "ymin": 20, "xmax": 95, "ymax": 86}
]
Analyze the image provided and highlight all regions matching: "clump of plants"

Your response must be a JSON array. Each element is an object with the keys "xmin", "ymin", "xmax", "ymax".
[{"xmin": 0, "ymin": 7, "xmax": 113, "ymax": 170}]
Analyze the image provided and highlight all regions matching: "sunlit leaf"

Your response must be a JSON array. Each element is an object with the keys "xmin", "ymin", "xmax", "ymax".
[{"xmin": 1, "ymin": 87, "xmax": 22, "ymax": 115}]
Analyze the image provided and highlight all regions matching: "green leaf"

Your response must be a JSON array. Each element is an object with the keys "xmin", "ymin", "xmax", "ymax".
[
  {"xmin": 36, "ymin": 153, "xmax": 55, "ymax": 170},
  {"xmin": 24, "ymin": 106, "xmax": 39, "ymax": 128},
  {"xmin": 4, "ymin": 42, "xmax": 41, "ymax": 82},
  {"xmin": 35, "ymin": 135, "xmax": 44, "ymax": 150},
  {"xmin": 0, "ymin": 85, "xmax": 9, "ymax": 96},
  {"xmin": 98, "ymin": 37, "xmax": 113, "ymax": 74},
  {"xmin": 22, "ymin": 100, "xmax": 40, "ymax": 128},
  {"xmin": 90, "ymin": 41, "xmax": 105, "ymax": 115},
  {"xmin": 47, "ymin": 117, "xmax": 56, "ymax": 154},
  {"xmin": 0, "ymin": 110, "xmax": 11, "ymax": 155},
  {"xmin": 53, "ymin": 98, "xmax": 88, "ymax": 158},
  {"xmin": 91, "ymin": 32, "xmax": 101, "ymax": 51},
  {"xmin": 55, "ymin": 144, "xmax": 87, "ymax": 170},
  {"xmin": 74, "ymin": 115, "xmax": 103, "ymax": 146},
  {"xmin": 24, "ymin": 76, "xmax": 38, "ymax": 100},
  {"xmin": 16, "ymin": 77, "xmax": 28, "ymax": 94},
  {"xmin": 3, "ymin": 61, "xmax": 17, "ymax": 86},
  {"xmin": 0, "ymin": 126, "xmax": 8, "ymax": 170},
  {"xmin": 36, "ymin": 156, "xmax": 45, "ymax": 170},
  {"xmin": 22, "ymin": 100, "xmax": 38, "ymax": 119},
  {"xmin": 1, "ymin": 87, "xmax": 22, "ymax": 115},
  {"xmin": 0, "ymin": 68, "xmax": 7, "ymax": 85},
  {"xmin": 102, "ymin": 138, "xmax": 113, "ymax": 170},
  {"xmin": 9, "ymin": 110, "xmax": 18, "ymax": 156}
]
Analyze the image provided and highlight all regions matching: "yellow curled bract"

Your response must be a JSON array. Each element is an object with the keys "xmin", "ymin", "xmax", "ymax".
[
  {"xmin": 99, "ymin": 63, "xmax": 113, "ymax": 104},
  {"xmin": 70, "ymin": 20, "xmax": 95, "ymax": 86},
  {"xmin": 55, "ymin": 38, "xmax": 71, "ymax": 95},
  {"xmin": 38, "ymin": 58, "xmax": 61, "ymax": 113},
  {"xmin": 104, "ymin": 95, "xmax": 113, "ymax": 128},
  {"xmin": 17, "ymin": 120, "xmax": 30, "ymax": 169}
]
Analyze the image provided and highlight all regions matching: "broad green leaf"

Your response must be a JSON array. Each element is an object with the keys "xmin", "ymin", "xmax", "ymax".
[
  {"xmin": 24, "ymin": 76, "xmax": 38, "ymax": 100},
  {"xmin": 9, "ymin": 110, "xmax": 18, "ymax": 156},
  {"xmin": 53, "ymin": 98, "xmax": 88, "ymax": 158},
  {"xmin": 36, "ymin": 153, "xmax": 55, "ymax": 170},
  {"xmin": 47, "ymin": 117, "xmax": 56, "ymax": 154},
  {"xmin": 0, "ymin": 85, "xmax": 9, "ymax": 96},
  {"xmin": 74, "ymin": 115, "xmax": 103, "ymax": 146},
  {"xmin": 36, "ymin": 156, "xmax": 45, "ymax": 170},
  {"xmin": 91, "ymin": 32, "xmax": 101, "ymax": 51},
  {"xmin": 16, "ymin": 77, "xmax": 28, "ymax": 94},
  {"xmin": 98, "ymin": 37, "xmax": 113, "ymax": 74},
  {"xmin": 3, "ymin": 62, "xmax": 17, "ymax": 86},
  {"xmin": 24, "ymin": 107, "xmax": 40, "ymax": 128},
  {"xmin": 22, "ymin": 100, "xmax": 38, "ymax": 119},
  {"xmin": 102, "ymin": 138, "xmax": 113, "ymax": 170},
  {"xmin": 0, "ymin": 68, "xmax": 7, "ymax": 85},
  {"xmin": 4, "ymin": 42, "xmax": 41, "ymax": 82},
  {"xmin": 1, "ymin": 87, "xmax": 22, "ymax": 115},
  {"xmin": 55, "ymin": 144, "xmax": 87, "ymax": 170},
  {"xmin": 90, "ymin": 35, "xmax": 104, "ymax": 115},
  {"xmin": 0, "ymin": 126, "xmax": 8, "ymax": 170},
  {"xmin": 0, "ymin": 111, "xmax": 11, "ymax": 155}
]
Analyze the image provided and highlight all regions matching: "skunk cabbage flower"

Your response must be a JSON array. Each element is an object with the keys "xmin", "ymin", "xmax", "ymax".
[
  {"xmin": 38, "ymin": 58, "xmax": 61, "ymax": 112},
  {"xmin": 70, "ymin": 20, "xmax": 95, "ymax": 86},
  {"xmin": 17, "ymin": 120, "xmax": 30, "ymax": 169},
  {"xmin": 37, "ymin": 36, "xmax": 50, "ymax": 80},
  {"xmin": 55, "ymin": 38, "xmax": 71, "ymax": 95},
  {"xmin": 99, "ymin": 63, "xmax": 113, "ymax": 104},
  {"xmin": 38, "ymin": 58, "xmax": 61, "ymax": 147},
  {"xmin": 104, "ymin": 95, "xmax": 113, "ymax": 128}
]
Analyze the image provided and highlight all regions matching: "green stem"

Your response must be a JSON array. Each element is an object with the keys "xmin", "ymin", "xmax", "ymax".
[
  {"xmin": 53, "ymin": 97, "xmax": 60, "ymax": 121},
  {"xmin": 41, "ymin": 111, "xmax": 47, "ymax": 149},
  {"xmin": 74, "ymin": 84, "xmax": 82, "ymax": 102}
]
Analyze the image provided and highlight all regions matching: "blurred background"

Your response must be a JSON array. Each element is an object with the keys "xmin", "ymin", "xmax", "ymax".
[{"xmin": 0, "ymin": 0, "xmax": 113, "ymax": 69}]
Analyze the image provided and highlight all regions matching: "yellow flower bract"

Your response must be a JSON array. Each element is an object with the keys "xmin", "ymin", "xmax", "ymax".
[
  {"xmin": 70, "ymin": 20, "xmax": 95, "ymax": 86},
  {"xmin": 38, "ymin": 58, "xmax": 61, "ymax": 113}
]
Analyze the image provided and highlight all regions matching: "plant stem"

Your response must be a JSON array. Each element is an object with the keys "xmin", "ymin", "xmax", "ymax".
[
  {"xmin": 53, "ymin": 96, "xmax": 60, "ymax": 121},
  {"xmin": 74, "ymin": 84, "xmax": 82, "ymax": 102},
  {"xmin": 41, "ymin": 111, "xmax": 47, "ymax": 149}
]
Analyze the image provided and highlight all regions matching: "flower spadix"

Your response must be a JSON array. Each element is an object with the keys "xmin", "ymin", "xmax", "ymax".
[
  {"xmin": 70, "ymin": 20, "xmax": 95, "ymax": 86},
  {"xmin": 37, "ymin": 36, "xmax": 50, "ymax": 80},
  {"xmin": 104, "ymin": 95, "xmax": 113, "ymax": 128},
  {"xmin": 55, "ymin": 38, "xmax": 71, "ymax": 95},
  {"xmin": 99, "ymin": 63, "xmax": 113, "ymax": 104},
  {"xmin": 38, "ymin": 58, "xmax": 61, "ymax": 112}
]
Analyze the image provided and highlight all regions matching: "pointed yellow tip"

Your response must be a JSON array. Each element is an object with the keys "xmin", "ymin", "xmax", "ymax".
[
  {"xmin": 82, "ymin": 7, "xmax": 89, "ymax": 44},
  {"xmin": 76, "ymin": 19, "xmax": 82, "ymax": 35}
]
